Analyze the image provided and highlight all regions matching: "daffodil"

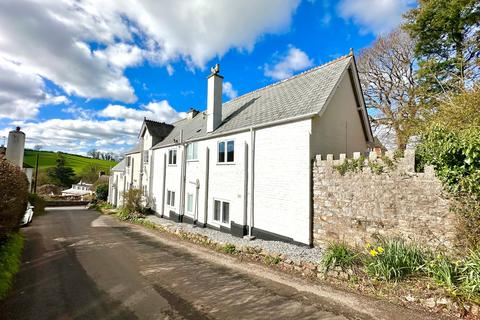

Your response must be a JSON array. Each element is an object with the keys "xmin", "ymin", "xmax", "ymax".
[
  {"xmin": 377, "ymin": 246, "xmax": 384, "ymax": 253},
  {"xmin": 369, "ymin": 249, "xmax": 378, "ymax": 257}
]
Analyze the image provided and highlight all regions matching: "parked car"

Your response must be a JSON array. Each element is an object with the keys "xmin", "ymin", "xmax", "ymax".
[{"xmin": 20, "ymin": 203, "xmax": 34, "ymax": 226}]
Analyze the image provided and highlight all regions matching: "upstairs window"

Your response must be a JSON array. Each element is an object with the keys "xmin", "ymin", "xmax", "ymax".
[
  {"xmin": 126, "ymin": 156, "xmax": 131, "ymax": 167},
  {"xmin": 168, "ymin": 149, "xmax": 177, "ymax": 165},
  {"xmin": 218, "ymin": 140, "xmax": 234, "ymax": 163},
  {"xmin": 143, "ymin": 150, "xmax": 149, "ymax": 163},
  {"xmin": 187, "ymin": 142, "xmax": 198, "ymax": 161}
]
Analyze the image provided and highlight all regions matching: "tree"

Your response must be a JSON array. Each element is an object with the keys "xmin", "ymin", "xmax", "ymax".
[
  {"xmin": 357, "ymin": 28, "xmax": 423, "ymax": 150},
  {"xmin": 46, "ymin": 153, "xmax": 76, "ymax": 187},
  {"xmin": 33, "ymin": 145, "xmax": 42, "ymax": 151},
  {"xmin": 79, "ymin": 164, "xmax": 100, "ymax": 183},
  {"xmin": 404, "ymin": 0, "xmax": 480, "ymax": 91}
]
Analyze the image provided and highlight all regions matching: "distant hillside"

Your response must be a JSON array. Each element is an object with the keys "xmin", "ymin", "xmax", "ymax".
[{"xmin": 24, "ymin": 150, "xmax": 117, "ymax": 176}]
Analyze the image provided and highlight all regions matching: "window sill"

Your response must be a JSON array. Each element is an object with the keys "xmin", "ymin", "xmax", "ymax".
[
  {"xmin": 187, "ymin": 159, "xmax": 199, "ymax": 163},
  {"xmin": 167, "ymin": 164, "xmax": 177, "ymax": 167},
  {"xmin": 216, "ymin": 162, "xmax": 236, "ymax": 165}
]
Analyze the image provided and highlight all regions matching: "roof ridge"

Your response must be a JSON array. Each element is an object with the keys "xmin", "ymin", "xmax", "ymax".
[
  {"xmin": 144, "ymin": 118, "xmax": 171, "ymax": 126},
  {"xmin": 223, "ymin": 54, "xmax": 352, "ymax": 106}
]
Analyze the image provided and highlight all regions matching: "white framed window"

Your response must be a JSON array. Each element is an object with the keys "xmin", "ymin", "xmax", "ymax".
[
  {"xmin": 213, "ymin": 199, "xmax": 230, "ymax": 224},
  {"xmin": 168, "ymin": 149, "xmax": 177, "ymax": 165},
  {"xmin": 167, "ymin": 190, "xmax": 175, "ymax": 206},
  {"xmin": 143, "ymin": 150, "xmax": 149, "ymax": 163},
  {"xmin": 126, "ymin": 156, "xmax": 131, "ymax": 167},
  {"xmin": 186, "ymin": 142, "xmax": 198, "ymax": 161},
  {"xmin": 186, "ymin": 193, "xmax": 194, "ymax": 213},
  {"xmin": 218, "ymin": 140, "xmax": 234, "ymax": 163}
]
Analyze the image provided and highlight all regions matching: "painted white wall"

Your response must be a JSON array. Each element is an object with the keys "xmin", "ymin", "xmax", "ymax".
[
  {"xmin": 110, "ymin": 170, "xmax": 125, "ymax": 207},
  {"xmin": 201, "ymin": 131, "xmax": 250, "ymax": 229},
  {"xmin": 254, "ymin": 119, "xmax": 312, "ymax": 244},
  {"xmin": 125, "ymin": 152, "xmax": 141, "ymax": 190},
  {"xmin": 311, "ymin": 72, "xmax": 368, "ymax": 158}
]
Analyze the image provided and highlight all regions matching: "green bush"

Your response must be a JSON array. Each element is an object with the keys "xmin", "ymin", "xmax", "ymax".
[
  {"xmin": 0, "ymin": 160, "xmax": 29, "ymax": 237},
  {"xmin": 28, "ymin": 193, "xmax": 46, "ymax": 216},
  {"xmin": 0, "ymin": 233, "xmax": 24, "ymax": 299},
  {"xmin": 95, "ymin": 183, "xmax": 109, "ymax": 201},
  {"xmin": 365, "ymin": 238, "xmax": 427, "ymax": 281},
  {"xmin": 222, "ymin": 243, "xmax": 237, "ymax": 254},
  {"xmin": 322, "ymin": 242, "xmax": 359, "ymax": 270},
  {"xmin": 122, "ymin": 189, "xmax": 142, "ymax": 214},
  {"xmin": 416, "ymin": 126, "xmax": 480, "ymax": 197},
  {"xmin": 459, "ymin": 250, "xmax": 480, "ymax": 301},
  {"xmin": 426, "ymin": 255, "xmax": 461, "ymax": 291}
]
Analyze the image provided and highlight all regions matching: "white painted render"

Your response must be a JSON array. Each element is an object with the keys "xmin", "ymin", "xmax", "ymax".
[
  {"xmin": 125, "ymin": 152, "xmax": 141, "ymax": 190},
  {"xmin": 311, "ymin": 71, "xmax": 367, "ymax": 157},
  {"xmin": 108, "ymin": 60, "xmax": 372, "ymax": 246},
  {"xmin": 254, "ymin": 120, "xmax": 312, "ymax": 244}
]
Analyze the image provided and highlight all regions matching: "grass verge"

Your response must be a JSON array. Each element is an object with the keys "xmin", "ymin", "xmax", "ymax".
[{"xmin": 0, "ymin": 233, "xmax": 24, "ymax": 299}]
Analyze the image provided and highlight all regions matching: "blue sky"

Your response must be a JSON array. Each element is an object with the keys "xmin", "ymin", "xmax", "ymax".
[{"xmin": 0, "ymin": 0, "xmax": 416, "ymax": 155}]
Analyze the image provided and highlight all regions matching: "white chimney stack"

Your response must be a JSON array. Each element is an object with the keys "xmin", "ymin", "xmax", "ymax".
[
  {"xmin": 206, "ymin": 63, "xmax": 223, "ymax": 133},
  {"xmin": 6, "ymin": 126, "xmax": 25, "ymax": 167}
]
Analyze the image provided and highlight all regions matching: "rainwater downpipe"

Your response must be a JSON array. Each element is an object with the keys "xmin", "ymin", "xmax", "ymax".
[
  {"xmin": 160, "ymin": 153, "xmax": 166, "ymax": 217},
  {"xmin": 179, "ymin": 130, "xmax": 187, "ymax": 217},
  {"xmin": 248, "ymin": 127, "xmax": 256, "ymax": 239}
]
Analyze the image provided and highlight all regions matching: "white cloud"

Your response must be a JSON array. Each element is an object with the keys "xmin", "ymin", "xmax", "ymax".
[
  {"xmin": 1, "ymin": 118, "xmax": 141, "ymax": 154},
  {"xmin": 0, "ymin": 59, "xmax": 68, "ymax": 119},
  {"xmin": 338, "ymin": 0, "xmax": 415, "ymax": 35},
  {"xmin": 99, "ymin": 100, "xmax": 186, "ymax": 122},
  {"xmin": 0, "ymin": 0, "xmax": 300, "ymax": 110},
  {"xmin": 222, "ymin": 82, "xmax": 238, "ymax": 100},
  {"xmin": 264, "ymin": 46, "xmax": 314, "ymax": 80},
  {"xmin": 166, "ymin": 64, "xmax": 175, "ymax": 76}
]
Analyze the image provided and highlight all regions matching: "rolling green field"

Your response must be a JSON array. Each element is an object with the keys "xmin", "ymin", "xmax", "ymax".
[{"xmin": 24, "ymin": 150, "xmax": 117, "ymax": 175}]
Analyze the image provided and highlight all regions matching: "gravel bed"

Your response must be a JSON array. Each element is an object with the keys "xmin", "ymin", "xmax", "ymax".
[{"xmin": 146, "ymin": 215, "xmax": 324, "ymax": 264}]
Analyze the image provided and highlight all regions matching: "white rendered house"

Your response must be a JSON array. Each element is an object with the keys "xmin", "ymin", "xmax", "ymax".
[{"xmin": 109, "ymin": 54, "xmax": 373, "ymax": 246}]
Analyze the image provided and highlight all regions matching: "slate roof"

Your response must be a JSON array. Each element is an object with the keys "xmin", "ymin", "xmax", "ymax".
[
  {"xmin": 143, "ymin": 119, "xmax": 174, "ymax": 139},
  {"xmin": 152, "ymin": 55, "xmax": 355, "ymax": 149},
  {"xmin": 124, "ymin": 143, "xmax": 142, "ymax": 155},
  {"xmin": 111, "ymin": 159, "xmax": 126, "ymax": 171}
]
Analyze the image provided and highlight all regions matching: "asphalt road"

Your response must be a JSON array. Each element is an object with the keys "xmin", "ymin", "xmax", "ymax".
[{"xmin": 0, "ymin": 208, "xmax": 437, "ymax": 320}]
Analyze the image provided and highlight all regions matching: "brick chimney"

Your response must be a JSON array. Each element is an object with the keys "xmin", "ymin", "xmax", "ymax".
[{"xmin": 206, "ymin": 64, "xmax": 223, "ymax": 132}]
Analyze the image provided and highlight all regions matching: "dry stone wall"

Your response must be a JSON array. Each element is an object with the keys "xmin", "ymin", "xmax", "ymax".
[{"xmin": 312, "ymin": 149, "xmax": 458, "ymax": 251}]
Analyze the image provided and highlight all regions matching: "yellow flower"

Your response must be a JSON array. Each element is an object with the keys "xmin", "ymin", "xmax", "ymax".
[
  {"xmin": 365, "ymin": 243, "xmax": 371, "ymax": 249},
  {"xmin": 370, "ymin": 249, "xmax": 378, "ymax": 257},
  {"xmin": 377, "ymin": 246, "xmax": 384, "ymax": 253}
]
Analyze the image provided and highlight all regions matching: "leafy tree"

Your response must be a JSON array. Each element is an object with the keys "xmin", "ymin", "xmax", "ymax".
[
  {"xmin": 79, "ymin": 164, "xmax": 100, "ymax": 183},
  {"xmin": 46, "ymin": 153, "xmax": 76, "ymax": 187},
  {"xmin": 33, "ymin": 145, "xmax": 42, "ymax": 151},
  {"xmin": 404, "ymin": 0, "xmax": 480, "ymax": 91},
  {"xmin": 357, "ymin": 28, "xmax": 424, "ymax": 150},
  {"xmin": 416, "ymin": 86, "xmax": 480, "ymax": 248},
  {"xmin": 95, "ymin": 184, "xmax": 109, "ymax": 201}
]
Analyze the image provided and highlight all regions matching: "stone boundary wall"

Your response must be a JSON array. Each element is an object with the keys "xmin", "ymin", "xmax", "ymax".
[{"xmin": 312, "ymin": 149, "xmax": 458, "ymax": 251}]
